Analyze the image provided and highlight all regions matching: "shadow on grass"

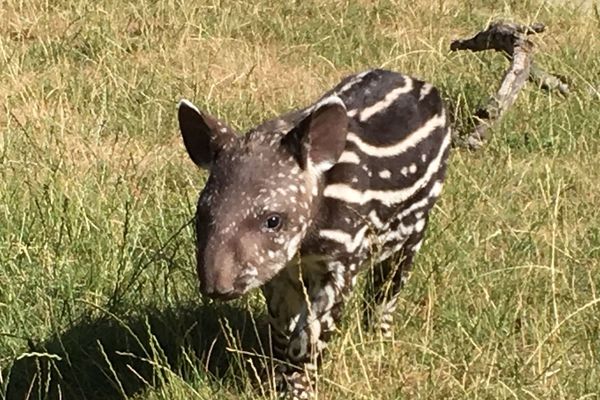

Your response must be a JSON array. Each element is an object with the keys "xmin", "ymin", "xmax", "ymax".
[{"xmin": 3, "ymin": 302, "xmax": 271, "ymax": 400}]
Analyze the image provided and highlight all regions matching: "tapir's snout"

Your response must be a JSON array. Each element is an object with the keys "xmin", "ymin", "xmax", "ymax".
[{"xmin": 196, "ymin": 244, "xmax": 245, "ymax": 301}]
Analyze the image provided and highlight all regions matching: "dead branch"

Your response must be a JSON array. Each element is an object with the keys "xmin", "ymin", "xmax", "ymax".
[{"xmin": 450, "ymin": 21, "xmax": 569, "ymax": 150}]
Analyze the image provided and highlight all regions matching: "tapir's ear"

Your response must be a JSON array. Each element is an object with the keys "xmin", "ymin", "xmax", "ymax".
[
  {"xmin": 177, "ymin": 99, "xmax": 236, "ymax": 169},
  {"xmin": 282, "ymin": 96, "xmax": 348, "ymax": 173}
]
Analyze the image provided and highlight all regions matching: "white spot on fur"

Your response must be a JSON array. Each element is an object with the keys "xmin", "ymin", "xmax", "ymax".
[
  {"xmin": 378, "ymin": 169, "xmax": 391, "ymax": 179},
  {"xmin": 419, "ymin": 83, "xmax": 433, "ymax": 101},
  {"xmin": 415, "ymin": 219, "xmax": 425, "ymax": 232}
]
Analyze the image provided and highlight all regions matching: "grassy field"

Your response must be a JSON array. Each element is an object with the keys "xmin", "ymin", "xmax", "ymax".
[{"xmin": 1, "ymin": 0, "xmax": 599, "ymax": 399}]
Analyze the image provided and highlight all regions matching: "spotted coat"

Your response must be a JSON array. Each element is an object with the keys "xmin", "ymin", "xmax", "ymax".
[{"xmin": 177, "ymin": 69, "xmax": 451, "ymax": 399}]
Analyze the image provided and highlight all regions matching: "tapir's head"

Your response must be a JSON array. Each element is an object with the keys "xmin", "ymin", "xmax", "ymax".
[{"xmin": 178, "ymin": 98, "xmax": 348, "ymax": 300}]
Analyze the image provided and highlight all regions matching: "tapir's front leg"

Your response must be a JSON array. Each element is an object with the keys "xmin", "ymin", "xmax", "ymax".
[
  {"xmin": 264, "ymin": 261, "xmax": 354, "ymax": 399},
  {"xmin": 262, "ymin": 272, "xmax": 309, "ymax": 398}
]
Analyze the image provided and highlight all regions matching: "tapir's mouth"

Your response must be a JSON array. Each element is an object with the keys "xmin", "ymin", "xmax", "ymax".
[
  {"xmin": 211, "ymin": 292, "xmax": 244, "ymax": 301},
  {"xmin": 199, "ymin": 263, "xmax": 274, "ymax": 301},
  {"xmin": 204, "ymin": 290, "xmax": 241, "ymax": 301},
  {"xmin": 200, "ymin": 273, "xmax": 259, "ymax": 301}
]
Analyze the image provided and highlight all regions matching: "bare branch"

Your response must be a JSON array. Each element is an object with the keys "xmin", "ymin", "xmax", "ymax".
[
  {"xmin": 450, "ymin": 21, "xmax": 544, "ymax": 55},
  {"xmin": 450, "ymin": 21, "xmax": 568, "ymax": 150}
]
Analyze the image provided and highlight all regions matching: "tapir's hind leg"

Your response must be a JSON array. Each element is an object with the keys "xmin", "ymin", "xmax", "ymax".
[{"xmin": 363, "ymin": 219, "xmax": 428, "ymax": 338}]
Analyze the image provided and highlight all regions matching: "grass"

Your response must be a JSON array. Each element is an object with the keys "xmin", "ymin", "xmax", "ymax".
[{"xmin": 1, "ymin": 0, "xmax": 599, "ymax": 399}]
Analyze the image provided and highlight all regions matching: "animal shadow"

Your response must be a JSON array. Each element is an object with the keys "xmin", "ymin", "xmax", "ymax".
[{"xmin": 3, "ymin": 302, "xmax": 273, "ymax": 400}]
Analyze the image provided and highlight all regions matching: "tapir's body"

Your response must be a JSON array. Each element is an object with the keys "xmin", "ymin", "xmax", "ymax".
[{"xmin": 178, "ymin": 69, "xmax": 450, "ymax": 399}]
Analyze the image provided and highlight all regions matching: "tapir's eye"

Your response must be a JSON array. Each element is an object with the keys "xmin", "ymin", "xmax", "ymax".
[{"xmin": 263, "ymin": 213, "xmax": 283, "ymax": 232}]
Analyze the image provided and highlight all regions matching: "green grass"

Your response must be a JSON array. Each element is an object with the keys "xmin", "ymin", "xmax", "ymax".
[{"xmin": 1, "ymin": 0, "xmax": 599, "ymax": 399}]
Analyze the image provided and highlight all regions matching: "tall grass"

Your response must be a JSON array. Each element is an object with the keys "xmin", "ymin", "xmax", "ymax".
[{"xmin": 1, "ymin": 0, "xmax": 599, "ymax": 399}]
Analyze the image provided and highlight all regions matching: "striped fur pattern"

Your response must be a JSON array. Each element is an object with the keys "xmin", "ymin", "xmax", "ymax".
[{"xmin": 178, "ymin": 69, "xmax": 450, "ymax": 399}]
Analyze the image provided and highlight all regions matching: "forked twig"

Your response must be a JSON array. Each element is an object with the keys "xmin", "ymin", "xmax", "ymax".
[{"xmin": 451, "ymin": 21, "xmax": 569, "ymax": 150}]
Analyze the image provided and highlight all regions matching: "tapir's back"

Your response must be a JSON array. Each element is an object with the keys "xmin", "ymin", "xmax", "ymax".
[{"xmin": 305, "ymin": 69, "xmax": 451, "ymax": 260}]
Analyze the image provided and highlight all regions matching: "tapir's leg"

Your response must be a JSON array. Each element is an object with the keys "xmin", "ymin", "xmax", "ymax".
[
  {"xmin": 364, "ymin": 217, "xmax": 428, "ymax": 338},
  {"xmin": 266, "ymin": 260, "xmax": 357, "ymax": 399}
]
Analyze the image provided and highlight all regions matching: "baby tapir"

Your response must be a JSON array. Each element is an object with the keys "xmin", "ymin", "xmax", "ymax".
[{"xmin": 178, "ymin": 69, "xmax": 450, "ymax": 399}]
